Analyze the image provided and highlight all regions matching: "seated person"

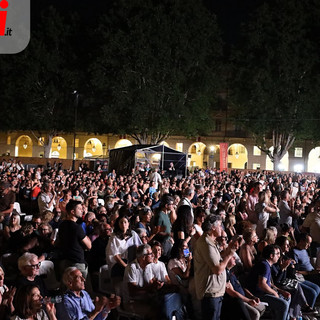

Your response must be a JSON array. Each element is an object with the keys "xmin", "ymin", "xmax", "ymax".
[
  {"xmin": 146, "ymin": 241, "xmax": 171, "ymax": 284},
  {"xmin": 245, "ymin": 245, "xmax": 290, "ymax": 320},
  {"xmin": 221, "ymin": 255, "xmax": 265, "ymax": 320},
  {"xmin": 12, "ymin": 285, "xmax": 56, "ymax": 320},
  {"xmin": 167, "ymin": 240, "xmax": 192, "ymax": 294},
  {"xmin": 0, "ymin": 266, "xmax": 15, "ymax": 319},
  {"xmin": 122, "ymin": 244, "xmax": 167, "ymax": 320},
  {"xmin": 276, "ymin": 235, "xmax": 320, "ymax": 312},
  {"xmin": 56, "ymin": 267, "xmax": 120, "ymax": 320},
  {"xmin": 291, "ymin": 233, "xmax": 320, "ymax": 287},
  {"xmin": 16, "ymin": 253, "xmax": 48, "ymax": 297}
]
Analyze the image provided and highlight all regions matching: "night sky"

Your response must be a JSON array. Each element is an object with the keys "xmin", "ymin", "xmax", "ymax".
[{"xmin": 30, "ymin": 0, "xmax": 265, "ymax": 44}]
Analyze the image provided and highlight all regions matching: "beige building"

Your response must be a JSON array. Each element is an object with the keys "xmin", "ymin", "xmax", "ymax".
[{"xmin": 0, "ymin": 130, "xmax": 319, "ymax": 173}]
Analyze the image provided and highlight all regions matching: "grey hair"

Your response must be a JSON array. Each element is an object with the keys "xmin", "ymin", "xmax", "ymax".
[
  {"xmin": 183, "ymin": 187, "xmax": 195, "ymax": 197},
  {"xmin": 62, "ymin": 267, "xmax": 78, "ymax": 286},
  {"xmin": 135, "ymin": 228, "xmax": 147, "ymax": 238},
  {"xmin": 202, "ymin": 214, "xmax": 221, "ymax": 232},
  {"xmin": 17, "ymin": 252, "xmax": 38, "ymax": 271},
  {"xmin": 136, "ymin": 244, "xmax": 151, "ymax": 258}
]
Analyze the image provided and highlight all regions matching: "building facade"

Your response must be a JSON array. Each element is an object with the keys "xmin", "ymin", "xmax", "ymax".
[{"xmin": 0, "ymin": 131, "xmax": 319, "ymax": 173}]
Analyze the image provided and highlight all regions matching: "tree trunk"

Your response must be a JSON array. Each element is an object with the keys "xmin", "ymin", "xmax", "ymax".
[
  {"xmin": 273, "ymin": 154, "xmax": 281, "ymax": 171},
  {"xmin": 43, "ymin": 134, "xmax": 53, "ymax": 158}
]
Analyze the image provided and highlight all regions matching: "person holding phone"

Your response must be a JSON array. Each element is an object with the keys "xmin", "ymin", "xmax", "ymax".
[{"xmin": 167, "ymin": 240, "xmax": 192, "ymax": 293}]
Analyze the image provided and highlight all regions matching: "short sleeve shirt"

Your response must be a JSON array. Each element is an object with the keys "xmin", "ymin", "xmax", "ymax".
[
  {"xmin": 246, "ymin": 260, "xmax": 271, "ymax": 296},
  {"xmin": 145, "ymin": 261, "xmax": 168, "ymax": 283},
  {"xmin": 58, "ymin": 220, "xmax": 87, "ymax": 263},
  {"xmin": 194, "ymin": 233, "xmax": 226, "ymax": 299}
]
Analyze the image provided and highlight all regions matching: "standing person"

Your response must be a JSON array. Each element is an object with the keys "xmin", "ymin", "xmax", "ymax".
[
  {"xmin": 194, "ymin": 214, "xmax": 238, "ymax": 320},
  {"xmin": 279, "ymin": 190, "xmax": 293, "ymax": 227},
  {"xmin": 57, "ymin": 200, "xmax": 92, "ymax": 279},
  {"xmin": 246, "ymin": 182, "xmax": 262, "ymax": 224},
  {"xmin": 255, "ymin": 191, "xmax": 278, "ymax": 239},
  {"xmin": 0, "ymin": 181, "xmax": 15, "ymax": 223},
  {"xmin": 150, "ymin": 168, "xmax": 162, "ymax": 190},
  {"xmin": 153, "ymin": 196, "xmax": 174, "ymax": 260},
  {"xmin": 178, "ymin": 187, "xmax": 195, "ymax": 218},
  {"xmin": 38, "ymin": 182, "xmax": 56, "ymax": 214},
  {"xmin": 106, "ymin": 215, "xmax": 142, "ymax": 279}
]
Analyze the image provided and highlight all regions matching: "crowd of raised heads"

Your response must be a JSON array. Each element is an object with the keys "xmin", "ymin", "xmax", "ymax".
[{"xmin": 0, "ymin": 158, "xmax": 320, "ymax": 319}]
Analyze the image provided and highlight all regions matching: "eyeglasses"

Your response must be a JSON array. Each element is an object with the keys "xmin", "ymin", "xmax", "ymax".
[
  {"xmin": 145, "ymin": 252, "xmax": 154, "ymax": 257},
  {"xmin": 39, "ymin": 228, "xmax": 49, "ymax": 231},
  {"xmin": 26, "ymin": 262, "xmax": 41, "ymax": 269}
]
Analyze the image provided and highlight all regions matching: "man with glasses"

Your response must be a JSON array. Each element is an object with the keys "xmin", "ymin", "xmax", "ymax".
[
  {"xmin": 194, "ymin": 214, "xmax": 238, "ymax": 320},
  {"xmin": 123, "ymin": 244, "xmax": 165, "ymax": 320},
  {"xmin": 246, "ymin": 245, "xmax": 290, "ymax": 320},
  {"xmin": 16, "ymin": 252, "xmax": 48, "ymax": 297},
  {"xmin": 56, "ymin": 267, "xmax": 120, "ymax": 320}
]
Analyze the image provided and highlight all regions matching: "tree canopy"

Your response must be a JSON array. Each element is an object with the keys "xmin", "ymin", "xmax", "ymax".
[
  {"xmin": 90, "ymin": 0, "xmax": 224, "ymax": 144},
  {"xmin": 0, "ymin": 7, "xmax": 87, "ymax": 156},
  {"xmin": 230, "ymin": 0, "xmax": 320, "ymax": 169}
]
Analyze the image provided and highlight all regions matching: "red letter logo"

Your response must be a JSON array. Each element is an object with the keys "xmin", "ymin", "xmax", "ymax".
[{"xmin": 0, "ymin": 0, "xmax": 9, "ymax": 36}]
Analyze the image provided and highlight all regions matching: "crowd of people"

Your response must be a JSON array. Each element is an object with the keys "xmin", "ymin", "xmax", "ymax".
[{"xmin": 0, "ymin": 158, "xmax": 320, "ymax": 319}]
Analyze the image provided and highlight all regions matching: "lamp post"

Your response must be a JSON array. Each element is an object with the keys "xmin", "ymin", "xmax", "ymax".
[{"xmin": 72, "ymin": 91, "xmax": 79, "ymax": 171}]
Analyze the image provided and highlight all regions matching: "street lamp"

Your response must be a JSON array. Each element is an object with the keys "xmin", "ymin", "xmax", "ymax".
[{"xmin": 72, "ymin": 90, "xmax": 79, "ymax": 171}]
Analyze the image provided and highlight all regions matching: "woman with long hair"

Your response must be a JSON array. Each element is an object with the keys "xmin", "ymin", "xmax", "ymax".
[
  {"xmin": 255, "ymin": 191, "xmax": 278, "ymax": 238},
  {"xmin": 172, "ymin": 205, "xmax": 195, "ymax": 245},
  {"xmin": 106, "ymin": 215, "xmax": 142, "ymax": 278},
  {"xmin": 239, "ymin": 228, "xmax": 258, "ymax": 271},
  {"xmin": 12, "ymin": 285, "xmax": 56, "ymax": 320}
]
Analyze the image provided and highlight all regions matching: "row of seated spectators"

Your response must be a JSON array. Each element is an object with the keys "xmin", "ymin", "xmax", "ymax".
[{"xmin": 0, "ymin": 160, "xmax": 320, "ymax": 319}]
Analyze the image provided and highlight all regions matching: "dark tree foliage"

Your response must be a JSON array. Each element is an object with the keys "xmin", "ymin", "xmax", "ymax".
[
  {"xmin": 0, "ymin": 7, "xmax": 84, "ymax": 157},
  {"xmin": 230, "ymin": 0, "xmax": 320, "ymax": 169},
  {"xmin": 90, "ymin": 0, "xmax": 224, "ymax": 144}
]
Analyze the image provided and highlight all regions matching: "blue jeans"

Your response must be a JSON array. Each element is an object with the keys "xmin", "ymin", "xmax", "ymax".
[
  {"xmin": 301, "ymin": 280, "xmax": 320, "ymax": 308},
  {"xmin": 201, "ymin": 296, "xmax": 223, "ymax": 320},
  {"xmin": 161, "ymin": 293, "xmax": 185, "ymax": 320},
  {"xmin": 260, "ymin": 294, "xmax": 290, "ymax": 320}
]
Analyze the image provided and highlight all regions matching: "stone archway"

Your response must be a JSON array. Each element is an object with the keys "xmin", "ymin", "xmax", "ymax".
[
  {"xmin": 50, "ymin": 137, "xmax": 67, "ymax": 159},
  {"xmin": 228, "ymin": 143, "xmax": 248, "ymax": 169},
  {"xmin": 114, "ymin": 139, "xmax": 133, "ymax": 149},
  {"xmin": 84, "ymin": 138, "xmax": 103, "ymax": 157},
  {"xmin": 188, "ymin": 142, "xmax": 207, "ymax": 168},
  {"xmin": 15, "ymin": 135, "xmax": 33, "ymax": 157},
  {"xmin": 204, "ymin": 144, "xmax": 220, "ymax": 168},
  {"xmin": 307, "ymin": 147, "xmax": 320, "ymax": 173}
]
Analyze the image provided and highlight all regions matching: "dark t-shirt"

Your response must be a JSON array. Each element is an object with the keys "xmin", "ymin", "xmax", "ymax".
[
  {"xmin": 16, "ymin": 275, "xmax": 48, "ymax": 297},
  {"xmin": 0, "ymin": 190, "xmax": 15, "ymax": 212},
  {"xmin": 58, "ymin": 220, "xmax": 86, "ymax": 263},
  {"xmin": 246, "ymin": 260, "xmax": 271, "ymax": 296},
  {"xmin": 227, "ymin": 269, "xmax": 245, "ymax": 296}
]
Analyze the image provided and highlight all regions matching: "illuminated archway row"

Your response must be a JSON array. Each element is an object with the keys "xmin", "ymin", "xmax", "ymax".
[{"xmin": 13, "ymin": 135, "xmax": 320, "ymax": 171}]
